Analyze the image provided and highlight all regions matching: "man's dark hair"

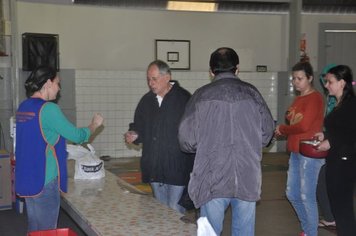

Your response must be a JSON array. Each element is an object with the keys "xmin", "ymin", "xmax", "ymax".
[{"xmin": 209, "ymin": 47, "xmax": 239, "ymax": 75}]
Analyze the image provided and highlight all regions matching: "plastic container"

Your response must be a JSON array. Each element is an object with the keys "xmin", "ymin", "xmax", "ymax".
[{"xmin": 28, "ymin": 228, "xmax": 77, "ymax": 236}]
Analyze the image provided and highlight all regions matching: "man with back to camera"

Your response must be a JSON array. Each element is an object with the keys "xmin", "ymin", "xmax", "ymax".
[
  {"xmin": 124, "ymin": 60, "xmax": 193, "ymax": 214},
  {"xmin": 178, "ymin": 47, "xmax": 275, "ymax": 235}
]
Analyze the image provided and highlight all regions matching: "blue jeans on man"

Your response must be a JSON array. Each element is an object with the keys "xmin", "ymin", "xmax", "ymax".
[
  {"xmin": 286, "ymin": 152, "xmax": 324, "ymax": 236},
  {"xmin": 25, "ymin": 178, "xmax": 60, "ymax": 232},
  {"xmin": 200, "ymin": 198, "xmax": 256, "ymax": 236},
  {"xmin": 150, "ymin": 182, "xmax": 186, "ymax": 214}
]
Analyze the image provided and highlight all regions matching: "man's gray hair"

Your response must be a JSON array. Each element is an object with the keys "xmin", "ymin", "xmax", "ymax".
[{"xmin": 148, "ymin": 60, "xmax": 171, "ymax": 76}]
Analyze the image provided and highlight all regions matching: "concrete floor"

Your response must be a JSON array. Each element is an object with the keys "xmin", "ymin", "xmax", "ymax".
[
  {"xmin": 104, "ymin": 152, "xmax": 337, "ymax": 236},
  {"xmin": 214, "ymin": 152, "xmax": 335, "ymax": 236},
  {"xmin": 0, "ymin": 152, "xmax": 343, "ymax": 235}
]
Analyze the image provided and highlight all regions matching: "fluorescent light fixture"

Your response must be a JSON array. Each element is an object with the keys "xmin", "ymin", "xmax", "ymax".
[
  {"xmin": 325, "ymin": 30, "xmax": 356, "ymax": 33},
  {"xmin": 167, "ymin": 1, "xmax": 217, "ymax": 12}
]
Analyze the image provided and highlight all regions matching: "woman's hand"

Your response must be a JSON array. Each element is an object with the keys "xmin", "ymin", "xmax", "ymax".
[
  {"xmin": 274, "ymin": 125, "xmax": 282, "ymax": 136},
  {"xmin": 314, "ymin": 132, "xmax": 330, "ymax": 151},
  {"xmin": 317, "ymin": 139, "xmax": 330, "ymax": 151},
  {"xmin": 89, "ymin": 113, "xmax": 104, "ymax": 133},
  {"xmin": 314, "ymin": 132, "xmax": 324, "ymax": 141}
]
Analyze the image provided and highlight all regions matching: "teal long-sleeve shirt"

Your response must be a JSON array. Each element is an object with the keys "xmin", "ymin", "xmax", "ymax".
[{"xmin": 40, "ymin": 102, "xmax": 91, "ymax": 184}]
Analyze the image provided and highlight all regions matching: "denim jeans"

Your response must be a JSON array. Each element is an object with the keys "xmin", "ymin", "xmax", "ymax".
[
  {"xmin": 150, "ymin": 182, "xmax": 185, "ymax": 214},
  {"xmin": 25, "ymin": 178, "xmax": 60, "ymax": 232},
  {"xmin": 286, "ymin": 152, "xmax": 324, "ymax": 236},
  {"xmin": 200, "ymin": 198, "xmax": 256, "ymax": 236}
]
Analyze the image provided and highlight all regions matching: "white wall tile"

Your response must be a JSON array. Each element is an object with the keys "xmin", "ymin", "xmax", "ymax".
[{"xmin": 75, "ymin": 70, "xmax": 278, "ymax": 158}]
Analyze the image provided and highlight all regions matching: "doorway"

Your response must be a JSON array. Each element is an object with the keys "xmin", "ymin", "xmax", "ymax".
[{"xmin": 318, "ymin": 23, "xmax": 356, "ymax": 75}]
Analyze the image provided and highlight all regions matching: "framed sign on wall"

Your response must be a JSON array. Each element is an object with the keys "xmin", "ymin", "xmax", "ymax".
[{"xmin": 155, "ymin": 39, "xmax": 190, "ymax": 70}]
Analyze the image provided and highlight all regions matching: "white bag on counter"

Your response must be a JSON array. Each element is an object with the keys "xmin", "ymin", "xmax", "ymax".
[{"xmin": 67, "ymin": 144, "xmax": 105, "ymax": 180}]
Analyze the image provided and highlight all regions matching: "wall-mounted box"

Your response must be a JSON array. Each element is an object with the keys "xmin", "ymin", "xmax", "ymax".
[{"xmin": 22, "ymin": 33, "xmax": 59, "ymax": 71}]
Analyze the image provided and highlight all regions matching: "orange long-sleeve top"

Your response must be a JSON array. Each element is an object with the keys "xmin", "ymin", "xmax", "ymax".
[{"xmin": 279, "ymin": 91, "xmax": 324, "ymax": 153}]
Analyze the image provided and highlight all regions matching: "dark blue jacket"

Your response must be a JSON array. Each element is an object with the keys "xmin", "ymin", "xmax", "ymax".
[{"xmin": 15, "ymin": 98, "xmax": 67, "ymax": 196}]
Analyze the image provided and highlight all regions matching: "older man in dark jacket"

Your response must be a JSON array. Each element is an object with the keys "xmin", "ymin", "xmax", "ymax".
[
  {"xmin": 178, "ymin": 47, "xmax": 275, "ymax": 235},
  {"xmin": 125, "ymin": 60, "xmax": 193, "ymax": 214}
]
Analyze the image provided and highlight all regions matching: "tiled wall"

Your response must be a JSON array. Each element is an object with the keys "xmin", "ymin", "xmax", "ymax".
[{"xmin": 75, "ymin": 70, "xmax": 278, "ymax": 158}]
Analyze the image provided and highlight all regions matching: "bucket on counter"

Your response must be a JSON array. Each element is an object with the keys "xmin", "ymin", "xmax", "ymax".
[{"xmin": 27, "ymin": 228, "xmax": 77, "ymax": 236}]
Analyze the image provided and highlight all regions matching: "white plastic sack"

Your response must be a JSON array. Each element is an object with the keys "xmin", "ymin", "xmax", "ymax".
[
  {"xmin": 66, "ymin": 144, "xmax": 105, "ymax": 180},
  {"xmin": 197, "ymin": 217, "xmax": 217, "ymax": 236}
]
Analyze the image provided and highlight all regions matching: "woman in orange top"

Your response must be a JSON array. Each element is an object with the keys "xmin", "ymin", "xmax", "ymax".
[{"xmin": 275, "ymin": 61, "xmax": 325, "ymax": 236}]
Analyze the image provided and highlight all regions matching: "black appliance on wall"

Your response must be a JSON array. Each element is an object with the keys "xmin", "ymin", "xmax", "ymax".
[{"xmin": 22, "ymin": 33, "xmax": 59, "ymax": 71}]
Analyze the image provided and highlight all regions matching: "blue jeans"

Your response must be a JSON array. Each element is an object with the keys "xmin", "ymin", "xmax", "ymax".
[
  {"xmin": 200, "ymin": 198, "xmax": 256, "ymax": 236},
  {"xmin": 25, "ymin": 178, "xmax": 60, "ymax": 232},
  {"xmin": 286, "ymin": 152, "xmax": 324, "ymax": 236},
  {"xmin": 150, "ymin": 182, "xmax": 185, "ymax": 214}
]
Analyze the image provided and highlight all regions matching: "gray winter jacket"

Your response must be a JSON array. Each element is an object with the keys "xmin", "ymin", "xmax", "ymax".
[{"xmin": 178, "ymin": 72, "xmax": 275, "ymax": 208}]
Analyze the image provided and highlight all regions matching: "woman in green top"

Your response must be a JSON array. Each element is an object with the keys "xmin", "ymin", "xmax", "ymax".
[{"xmin": 15, "ymin": 66, "xmax": 104, "ymax": 232}]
